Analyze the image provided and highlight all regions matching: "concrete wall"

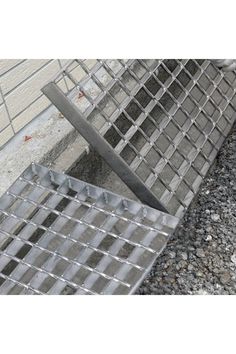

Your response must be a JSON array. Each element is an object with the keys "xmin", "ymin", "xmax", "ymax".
[{"xmin": 0, "ymin": 59, "xmax": 70, "ymax": 148}]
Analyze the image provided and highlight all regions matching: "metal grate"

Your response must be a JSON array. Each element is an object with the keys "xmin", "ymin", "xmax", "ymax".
[
  {"xmin": 0, "ymin": 163, "xmax": 178, "ymax": 295},
  {"xmin": 42, "ymin": 59, "xmax": 236, "ymax": 217}
]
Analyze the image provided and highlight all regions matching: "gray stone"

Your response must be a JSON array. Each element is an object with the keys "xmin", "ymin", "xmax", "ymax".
[
  {"xmin": 196, "ymin": 249, "xmax": 205, "ymax": 258},
  {"xmin": 211, "ymin": 214, "xmax": 220, "ymax": 222},
  {"xmin": 169, "ymin": 251, "xmax": 176, "ymax": 259},
  {"xmin": 205, "ymin": 235, "xmax": 212, "ymax": 241},
  {"xmin": 137, "ymin": 123, "xmax": 236, "ymax": 295},
  {"xmin": 231, "ymin": 253, "xmax": 236, "ymax": 265},
  {"xmin": 180, "ymin": 252, "xmax": 188, "ymax": 260},
  {"xmin": 220, "ymin": 272, "xmax": 231, "ymax": 285}
]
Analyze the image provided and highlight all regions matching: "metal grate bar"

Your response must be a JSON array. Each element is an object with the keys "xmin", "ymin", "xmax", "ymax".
[
  {"xmin": 42, "ymin": 59, "xmax": 236, "ymax": 217},
  {"xmin": 0, "ymin": 163, "xmax": 179, "ymax": 295}
]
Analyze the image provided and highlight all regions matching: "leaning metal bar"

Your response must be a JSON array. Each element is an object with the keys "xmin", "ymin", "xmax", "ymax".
[{"xmin": 42, "ymin": 82, "xmax": 168, "ymax": 213}]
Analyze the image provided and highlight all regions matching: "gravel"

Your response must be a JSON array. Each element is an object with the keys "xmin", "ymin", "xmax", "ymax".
[{"xmin": 137, "ymin": 122, "xmax": 236, "ymax": 295}]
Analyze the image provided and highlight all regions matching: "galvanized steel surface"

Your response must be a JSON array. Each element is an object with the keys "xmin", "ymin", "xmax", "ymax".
[
  {"xmin": 0, "ymin": 163, "xmax": 178, "ymax": 294},
  {"xmin": 43, "ymin": 59, "xmax": 236, "ymax": 217}
]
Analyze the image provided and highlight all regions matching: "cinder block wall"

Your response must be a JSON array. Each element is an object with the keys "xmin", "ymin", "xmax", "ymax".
[{"xmin": 0, "ymin": 59, "xmax": 70, "ymax": 148}]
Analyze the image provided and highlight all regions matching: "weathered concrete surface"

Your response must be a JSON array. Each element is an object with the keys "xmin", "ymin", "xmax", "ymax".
[{"xmin": 0, "ymin": 104, "xmax": 87, "ymax": 197}]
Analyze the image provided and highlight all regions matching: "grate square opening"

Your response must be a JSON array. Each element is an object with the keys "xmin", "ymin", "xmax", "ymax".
[
  {"xmin": 145, "ymin": 77, "xmax": 162, "ymax": 96},
  {"xmin": 164, "ymin": 59, "xmax": 179, "ymax": 72},
  {"xmin": 193, "ymin": 154, "xmax": 208, "ymax": 172},
  {"xmin": 177, "ymin": 69, "xmax": 192, "ymax": 87},
  {"xmin": 205, "ymin": 63, "xmax": 219, "ymax": 80},
  {"xmin": 140, "ymin": 118, "xmax": 157, "ymax": 137},
  {"xmin": 110, "ymin": 83, "xmax": 128, "ymax": 104},
  {"xmin": 182, "ymin": 96, "xmax": 198, "ymax": 116},
  {"xmin": 159, "ymin": 92, "xmax": 177, "ymax": 114},
  {"xmin": 219, "ymin": 79, "xmax": 230, "ymax": 94},
  {"xmin": 136, "ymin": 161, "xmax": 151, "ymax": 182},
  {"xmin": 151, "ymin": 180, "xmax": 166, "ymax": 199},
  {"xmin": 135, "ymin": 88, "xmax": 152, "ymax": 108},
  {"xmin": 168, "ymin": 81, "xmax": 184, "ymax": 100},
  {"xmin": 155, "ymin": 135, "xmax": 170, "ymax": 155},
  {"xmin": 121, "ymin": 71, "xmax": 138, "ymax": 92},
  {"xmin": 158, "ymin": 65, "xmax": 172, "ymax": 85},
  {"xmin": 164, "ymin": 121, "xmax": 180, "ymax": 140},
  {"xmin": 185, "ymin": 60, "xmax": 199, "ymax": 77},
  {"xmin": 125, "ymin": 101, "xmax": 142, "ymax": 120},
  {"xmin": 173, "ymin": 108, "xmax": 188, "ymax": 127},
  {"xmin": 145, "ymin": 148, "xmax": 161, "ymax": 169},
  {"xmin": 159, "ymin": 165, "xmax": 176, "ymax": 185},
  {"xmin": 130, "ymin": 131, "xmax": 147, "ymax": 151},
  {"xmin": 198, "ymin": 73, "xmax": 212, "ymax": 91},
  {"xmin": 224, "ymin": 104, "xmax": 235, "ymax": 120},
  {"xmin": 188, "ymin": 124, "xmax": 202, "ymax": 143},
  {"xmin": 120, "ymin": 144, "xmax": 137, "ymax": 165},
  {"xmin": 98, "ymin": 96, "xmax": 117, "ymax": 118}
]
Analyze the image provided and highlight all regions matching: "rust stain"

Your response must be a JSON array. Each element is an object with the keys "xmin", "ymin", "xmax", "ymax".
[
  {"xmin": 78, "ymin": 91, "xmax": 84, "ymax": 99},
  {"xmin": 24, "ymin": 135, "xmax": 32, "ymax": 142}
]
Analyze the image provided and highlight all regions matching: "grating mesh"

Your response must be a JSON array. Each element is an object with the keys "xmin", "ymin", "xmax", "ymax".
[
  {"xmin": 42, "ymin": 59, "xmax": 236, "ymax": 217},
  {"xmin": 0, "ymin": 163, "xmax": 178, "ymax": 295}
]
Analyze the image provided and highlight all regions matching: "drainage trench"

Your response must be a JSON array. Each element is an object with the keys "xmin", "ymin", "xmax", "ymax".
[{"xmin": 68, "ymin": 148, "xmax": 137, "ymax": 201}]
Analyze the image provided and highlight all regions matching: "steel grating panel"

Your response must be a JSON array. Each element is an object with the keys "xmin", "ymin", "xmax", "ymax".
[
  {"xmin": 42, "ymin": 59, "xmax": 236, "ymax": 217},
  {"xmin": 0, "ymin": 163, "xmax": 179, "ymax": 295}
]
